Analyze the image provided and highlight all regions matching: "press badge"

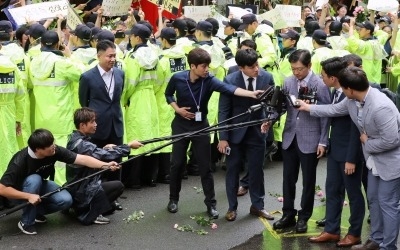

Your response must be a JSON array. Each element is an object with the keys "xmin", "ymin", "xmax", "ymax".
[{"xmin": 195, "ymin": 112, "xmax": 202, "ymax": 121}]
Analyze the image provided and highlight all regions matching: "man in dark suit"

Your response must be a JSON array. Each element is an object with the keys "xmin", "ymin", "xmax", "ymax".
[
  {"xmin": 218, "ymin": 49, "xmax": 275, "ymax": 221},
  {"xmin": 79, "ymin": 40, "xmax": 124, "ymax": 209},
  {"xmin": 272, "ymin": 49, "xmax": 331, "ymax": 233},
  {"xmin": 308, "ymin": 57, "xmax": 365, "ymax": 247}
]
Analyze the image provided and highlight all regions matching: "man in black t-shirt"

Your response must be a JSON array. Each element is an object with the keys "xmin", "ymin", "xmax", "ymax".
[{"xmin": 0, "ymin": 129, "xmax": 119, "ymax": 235}]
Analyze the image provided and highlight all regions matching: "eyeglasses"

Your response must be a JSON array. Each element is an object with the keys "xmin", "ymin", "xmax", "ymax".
[{"xmin": 291, "ymin": 66, "xmax": 307, "ymax": 72}]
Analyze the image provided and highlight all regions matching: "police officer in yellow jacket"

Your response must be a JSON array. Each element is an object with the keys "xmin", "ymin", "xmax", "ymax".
[
  {"xmin": 347, "ymin": 18, "xmax": 386, "ymax": 83},
  {"xmin": 122, "ymin": 24, "xmax": 160, "ymax": 188},
  {"xmin": 0, "ymin": 21, "xmax": 31, "ymax": 149},
  {"xmin": 238, "ymin": 14, "xmax": 277, "ymax": 71},
  {"xmin": 29, "ymin": 31, "xmax": 84, "ymax": 185}
]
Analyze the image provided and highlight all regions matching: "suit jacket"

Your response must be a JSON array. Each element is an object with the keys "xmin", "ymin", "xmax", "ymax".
[
  {"xmin": 329, "ymin": 91, "xmax": 362, "ymax": 163},
  {"xmin": 282, "ymin": 72, "xmax": 331, "ymax": 153},
  {"xmin": 79, "ymin": 66, "xmax": 124, "ymax": 140},
  {"xmin": 227, "ymin": 65, "xmax": 239, "ymax": 75},
  {"xmin": 310, "ymin": 87, "xmax": 400, "ymax": 181},
  {"xmin": 218, "ymin": 69, "xmax": 274, "ymax": 144}
]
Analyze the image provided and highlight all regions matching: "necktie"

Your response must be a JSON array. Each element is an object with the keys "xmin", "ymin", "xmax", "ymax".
[
  {"xmin": 248, "ymin": 77, "xmax": 254, "ymax": 91},
  {"xmin": 333, "ymin": 91, "xmax": 340, "ymax": 104}
]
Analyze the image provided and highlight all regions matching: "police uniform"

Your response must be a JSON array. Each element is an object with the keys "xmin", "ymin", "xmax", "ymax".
[{"xmin": 29, "ymin": 31, "xmax": 84, "ymax": 185}]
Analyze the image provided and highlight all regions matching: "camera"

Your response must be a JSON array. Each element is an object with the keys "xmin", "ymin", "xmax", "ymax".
[{"xmin": 298, "ymin": 86, "xmax": 317, "ymax": 104}]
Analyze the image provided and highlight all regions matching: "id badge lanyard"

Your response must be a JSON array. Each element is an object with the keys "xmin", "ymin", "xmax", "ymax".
[{"xmin": 186, "ymin": 72, "xmax": 204, "ymax": 121}]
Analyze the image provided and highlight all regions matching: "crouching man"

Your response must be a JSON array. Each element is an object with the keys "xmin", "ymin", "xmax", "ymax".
[
  {"xmin": 0, "ymin": 129, "xmax": 119, "ymax": 235},
  {"xmin": 65, "ymin": 108, "xmax": 143, "ymax": 225}
]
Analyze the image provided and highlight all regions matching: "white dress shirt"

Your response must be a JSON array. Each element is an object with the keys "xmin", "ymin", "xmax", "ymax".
[
  {"xmin": 97, "ymin": 65, "xmax": 115, "ymax": 100},
  {"xmin": 242, "ymin": 72, "xmax": 256, "ymax": 90}
]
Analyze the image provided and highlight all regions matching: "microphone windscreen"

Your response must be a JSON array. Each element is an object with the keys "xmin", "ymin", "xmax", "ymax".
[{"xmin": 270, "ymin": 86, "xmax": 281, "ymax": 107}]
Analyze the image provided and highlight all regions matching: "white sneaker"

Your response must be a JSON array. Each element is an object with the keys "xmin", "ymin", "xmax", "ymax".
[
  {"xmin": 18, "ymin": 221, "xmax": 37, "ymax": 235},
  {"xmin": 94, "ymin": 215, "xmax": 110, "ymax": 225}
]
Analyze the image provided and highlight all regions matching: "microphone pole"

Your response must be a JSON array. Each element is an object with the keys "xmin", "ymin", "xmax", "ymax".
[{"xmin": 0, "ymin": 101, "xmax": 275, "ymax": 219}]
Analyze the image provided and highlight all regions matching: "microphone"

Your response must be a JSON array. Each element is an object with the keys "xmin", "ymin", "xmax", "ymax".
[{"xmin": 270, "ymin": 86, "xmax": 281, "ymax": 107}]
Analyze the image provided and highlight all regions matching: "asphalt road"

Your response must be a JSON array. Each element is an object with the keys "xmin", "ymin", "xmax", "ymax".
[{"xmin": 0, "ymin": 157, "xmax": 396, "ymax": 250}]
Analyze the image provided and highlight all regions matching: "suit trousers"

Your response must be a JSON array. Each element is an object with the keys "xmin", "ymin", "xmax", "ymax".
[
  {"xmin": 282, "ymin": 137, "xmax": 319, "ymax": 220},
  {"xmin": 225, "ymin": 127, "xmax": 265, "ymax": 211},
  {"xmin": 169, "ymin": 117, "xmax": 216, "ymax": 208},
  {"xmin": 324, "ymin": 157, "xmax": 365, "ymax": 236},
  {"xmin": 368, "ymin": 170, "xmax": 400, "ymax": 250}
]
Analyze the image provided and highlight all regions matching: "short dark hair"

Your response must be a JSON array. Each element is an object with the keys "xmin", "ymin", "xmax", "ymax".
[
  {"xmin": 288, "ymin": 49, "xmax": 311, "ymax": 66},
  {"xmin": 28, "ymin": 129, "xmax": 54, "ymax": 151},
  {"xmin": 336, "ymin": 4, "xmax": 347, "ymax": 12},
  {"xmin": 342, "ymin": 54, "xmax": 363, "ymax": 67},
  {"xmin": 96, "ymin": 40, "xmax": 116, "ymax": 53},
  {"xmin": 320, "ymin": 57, "xmax": 347, "ymax": 77},
  {"xmin": 74, "ymin": 107, "xmax": 96, "ymax": 129},
  {"xmin": 16, "ymin": 25, "xmax": 28, "ymax": 44},
  {"xmin": 338, "ymin": 66, "xmax": 369, "ymax": 91},
  {"xmin": 235, "ymin": 49, "xmax": 258, "ymax": 67},
  {"xmin": 187, "ymin": 47, "xmax": 211, "ymax": 66},
  {"xmin": 239, "ymin": 39, "xmax": 257, "ymax": 50}
]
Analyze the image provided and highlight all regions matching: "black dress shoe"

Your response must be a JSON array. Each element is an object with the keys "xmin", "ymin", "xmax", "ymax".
[
  {"xmin": 167, "ymin": 200, "xmax": 178, "ymax": 213},
  {"xmin": 316, "ymin": 218, "xmax": 326, "ymax": 227},
  {"xmin": 207, "ymin": 206, "xmax": 219, "ymax": 219},
  {"xmin": 113, "ymin": 200, "xmax": 123, "ymax": 211},
  {"xmin": 296, "ymin": 219, "xmax": 308, "ymax": 233},
  {"xmin": 273, "ymin": 215, "xmax": 296, "ymax": 230}
]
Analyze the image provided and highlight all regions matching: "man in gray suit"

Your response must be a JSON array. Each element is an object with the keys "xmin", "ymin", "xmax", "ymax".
[
  {"xmin": 298, "ymin": 67, "xmax": 400, "ymax": 250},
  {"xmin": 272, "ymin": 49, "xmax": 331, "ymax": 233}
]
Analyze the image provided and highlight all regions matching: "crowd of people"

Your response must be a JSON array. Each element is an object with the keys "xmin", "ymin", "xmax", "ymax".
[{"xmin": 0, "ymin": 0, "xmax": 399, "ymax": 249}]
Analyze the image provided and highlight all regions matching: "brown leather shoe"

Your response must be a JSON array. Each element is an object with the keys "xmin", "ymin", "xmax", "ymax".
[
  {"xmin": 337, "ymin": 234, "xmax": 361, "ymax": 247},
  {"xmin": 308, "ymin": 232, "xmax": 340, "ymax": 243},
  {"xmin": 249, "ymin": 206, "xmax": 274, "ymax": 220},
  {"xmin": 237, "ymin": 186, "xmax": 248, "ymax": 196},
  {"xmin": 225, "ymin": 210, "xmax": 237, "ymax": 221},
  {"xmin": 351, "ymin": 239, "xmax": 379, "ymax": 250}
]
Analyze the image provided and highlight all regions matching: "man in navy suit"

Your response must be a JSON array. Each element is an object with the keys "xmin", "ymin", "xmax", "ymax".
[
  {"xmin": 79, "ymin": 40, "xmax": 124, "ymax": 208},
  {"xmin": 218, "ymin": 49, "xmax": 275, "ymax": 221},
  {"xmin": 308, "ymin": 57, "xmax": 365, "ymax": 247},
  {"xmin": 272, "ymin": 49, "xmax": 331, "ymax": 233}
]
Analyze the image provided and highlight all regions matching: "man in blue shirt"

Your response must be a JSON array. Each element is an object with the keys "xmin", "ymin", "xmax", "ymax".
[{"xmin": 165, "ymin": 47, "xmax": 261, "ymax": 218}]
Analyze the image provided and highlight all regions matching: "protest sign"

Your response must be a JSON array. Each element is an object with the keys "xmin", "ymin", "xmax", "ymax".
[
  {"xmin": 6, "ymin": 0, "xmax": 68, "ymax": 26},
  {"xmin": 228, "ymin": 5, "xmax": 252, "ymax": 19},
  {"xmin": 274, "ymin": 4, "xmax": 301, "ymax": 28},
  {"xmin": 367, "ymin": 0, "xmax": 399, "ymax": 13},
  {"xmin": 258, "ymin": 8, "xmax": 287, "ymax": 30},
  {"xmin": 162, "ymin": 0, "xmax": 181, "ymax": 16},
  {"xmin": 66, "ymin": 3, "xmax": 83, "ymax": 30},
  {"xmin": 315, "ymin": 0, "xmax": 328, "ymax": 8},
  {"xmin": 183, "ymin": 6, "xmax": 211, "ymax": 22},
  {"xmin": 102, "ymin": 0, "xmax": 132, "ymax": 16}
]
